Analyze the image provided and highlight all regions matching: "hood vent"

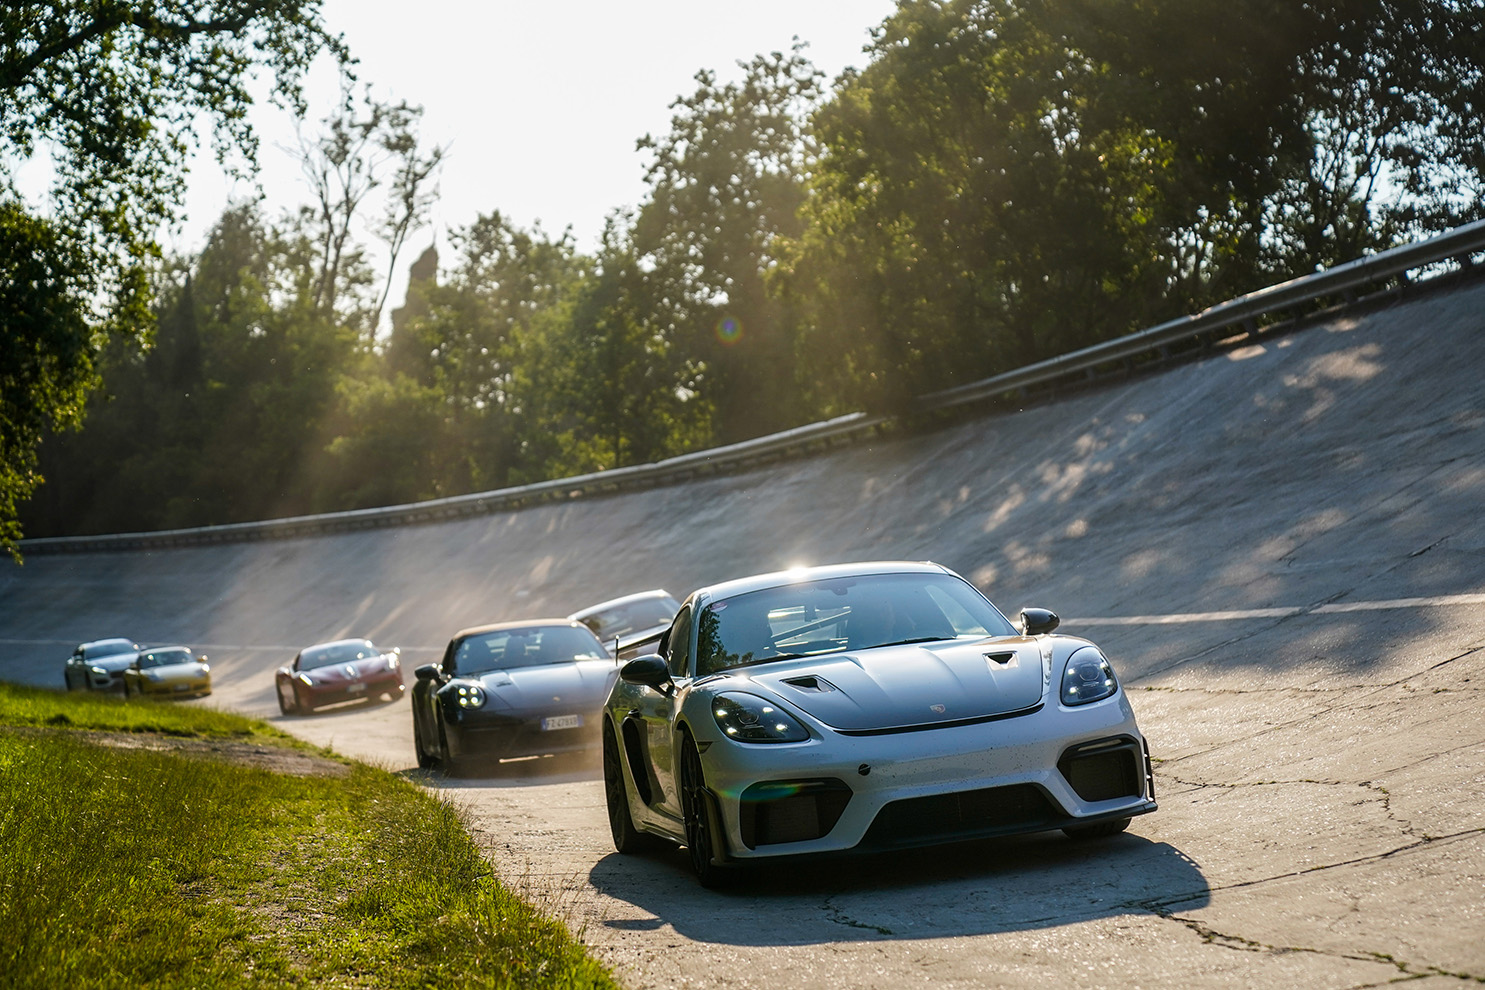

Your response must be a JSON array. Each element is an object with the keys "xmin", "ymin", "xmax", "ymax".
[{"xmin": 782, "ymin": 675, "xmax": 838, "ymax": 693}]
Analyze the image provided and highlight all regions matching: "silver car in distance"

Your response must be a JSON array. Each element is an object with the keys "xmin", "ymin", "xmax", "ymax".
[{"xmin": 601, "ymin": 560, "xmax": 1156, "ymax": 886}]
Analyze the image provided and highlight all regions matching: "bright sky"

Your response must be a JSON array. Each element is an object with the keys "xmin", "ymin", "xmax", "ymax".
[{"xmin": 174, "ymin": 0, "xmax": 899, "ymax": 319}]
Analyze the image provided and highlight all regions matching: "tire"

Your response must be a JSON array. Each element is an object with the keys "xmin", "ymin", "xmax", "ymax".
[
  {"xmin": 277, "ymin": 683, "xmax": 297, "ymax": 716},
  {"xmin": 438, "ymin": 721, "xmax": 460, "ymax": 776},
  {"xmin": 679, "ymin": 735, "xmax": 730, "ymax": 888},
  {"xmin": 294, "ymin": 685, "xmax": 313, "ymax": 715},
  {"xmin": 603, "ymin": 720, "xmax": 658, "ymax": 854},
  {"xmin": 413, "ymin": 705, "xmax": 438, "ymax": 769},
  {"xmin": 1063, "ymin": 817, "xmax": 1131, "ymax": 840}
]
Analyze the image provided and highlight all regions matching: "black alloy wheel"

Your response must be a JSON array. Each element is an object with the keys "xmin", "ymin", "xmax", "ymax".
[
  {"xmin": 679, "ymin": 736, "xmax": 728, "ymax": 887},
  {"xmin": 603, "ymin": 720, "xmax": 657, "ymax": 854}
]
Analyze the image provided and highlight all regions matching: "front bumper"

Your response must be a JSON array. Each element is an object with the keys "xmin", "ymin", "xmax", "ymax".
[
  {"xmin": 137, "ymin": 675, "xmax": 212, "ymax": 698},
  {"xmin": 695, "ymin": 692, "xmax": 1155, "ymax": 861},
  {"xmin": 87, "ymin": 669, "xmax": 128, "ymax": 692},
  {"xmin": 304, "ymin": 676, "xmax": 404, "ymax": 707},
  {"xmin": 446, "ymin": 708, "xmax": 601, "ymax": 761}
]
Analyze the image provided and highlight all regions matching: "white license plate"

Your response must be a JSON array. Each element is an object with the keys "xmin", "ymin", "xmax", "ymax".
[
  {"xmin": 173, "ymin": 683, "xmax": 190, "ymax": 692},
  {"xmin": 541, "ymin": 714, "xmax": 582, "ymax": 731},
  {"xmin": 346, "ymin": 682, "xmax": 366, "ymax": 693}
]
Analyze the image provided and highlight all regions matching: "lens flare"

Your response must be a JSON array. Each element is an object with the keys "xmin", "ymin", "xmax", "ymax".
[{"xmin": 715, "ymin": 316, "xmax": 743, "ymax": 345}]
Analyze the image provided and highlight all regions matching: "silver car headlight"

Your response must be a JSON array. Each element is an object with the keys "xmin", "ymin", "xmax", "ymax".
[
  {"xmin": 1060, "ymin": 647, "xmax": 1118, "ymax": 706},
  {"xmin": 385, "ymin": 652, "xmax": 400, "ymax": 670},
  {"xmin": 712, "ymin": 692, "xmax": 809, "ymax": 743},
  {"xmin": 455, "ymin": 684, "xmax": 486, "ymax": 709}
]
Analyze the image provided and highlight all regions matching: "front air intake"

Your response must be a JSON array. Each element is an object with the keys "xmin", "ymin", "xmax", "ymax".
[
  {"xmin": 860, "ymin": 783, "xmax": 1058, "ymax": 849},
  {"xmin": 1058, "ymin": 736, "xmax": 1144, "ymax": 802},
  {"xmin": 738, "ymin": 778, "xmax": 852, "ymax": 847}
]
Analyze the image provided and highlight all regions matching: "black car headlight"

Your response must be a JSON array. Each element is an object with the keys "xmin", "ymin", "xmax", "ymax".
[
  {"xmin": 455, "ymin": 684, "xmax": 487, "ymax": 709},
  {"xmin": 712, "ymin": 693, "xmax": 809, "ymax": 743},
  {"xmin": 1060, "ymin": 648, "xmax": 1118, "ymax": 706}
]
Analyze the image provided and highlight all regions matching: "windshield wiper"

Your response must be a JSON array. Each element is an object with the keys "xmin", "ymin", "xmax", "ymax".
[{"xmin": 865, "ymin": 636, "xmax": 947, "ymax": 649}]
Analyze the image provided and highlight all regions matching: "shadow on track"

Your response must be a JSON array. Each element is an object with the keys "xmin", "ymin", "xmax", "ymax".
[{"xmin": 587, "ymin": 828, "xmax": 1208, "ymax": 945}]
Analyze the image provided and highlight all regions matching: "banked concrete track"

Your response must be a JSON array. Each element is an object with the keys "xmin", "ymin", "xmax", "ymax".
[{"xmin": 3, "ymin": 281, "xmax": 1484, "ymax": 988}]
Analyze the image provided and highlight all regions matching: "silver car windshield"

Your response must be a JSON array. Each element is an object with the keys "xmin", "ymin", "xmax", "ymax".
[
  {"xmin": 139, "ymin": 649, "xmax": 193, "ymax": 668},
  {"xmin": 695, "ymin": 572, "xmax": 1017, "ymax": 676}
]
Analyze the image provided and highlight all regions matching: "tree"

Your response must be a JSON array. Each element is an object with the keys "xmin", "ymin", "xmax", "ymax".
[
  {"xmin": 510, "ymin": 212, "xmax": 712, "ymax": 480},
  {"xmin": 1, "ymin": 1, "xmax": 348, "ymax": 554},
  {"xmin": 785, "ymin": 0, "xmax": 1485, "ymax": 413},
  {"xmin": 0, "ymin": 204, "xmax": 90, "ymax": 558},
  {"xmin": 290, "ymin": 87, "xmax": 445, "ymax": 327},
  {"xmin": 633, "ymin": 44, "xmax": 825, "ymax": 443},
  {"xmin": 380, "ymin": 212, "xmax": 589, "ymax": 493},
  {"xmin": 22, "ymin": 203, "xmax": 364, "ymax": 537}
]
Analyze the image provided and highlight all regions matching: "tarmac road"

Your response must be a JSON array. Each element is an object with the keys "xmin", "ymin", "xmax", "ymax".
[{"xmin": 3, "ymin": 279, "xmax": 1483, "ymax": 987}]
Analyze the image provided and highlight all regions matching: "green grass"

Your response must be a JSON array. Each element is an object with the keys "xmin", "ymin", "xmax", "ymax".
[
  {"xmin": 0, "ymin": 680, "xmax": 280, "ymax": 739},
  {"xmin": 0, "ymin": 683, "xmax": 619, "ymax": 990}
]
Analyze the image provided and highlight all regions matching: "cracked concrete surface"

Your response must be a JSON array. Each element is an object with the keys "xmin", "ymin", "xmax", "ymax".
[{"xmin": 2, "ymin": 281, "xmax": 1483, "ymax": 987}]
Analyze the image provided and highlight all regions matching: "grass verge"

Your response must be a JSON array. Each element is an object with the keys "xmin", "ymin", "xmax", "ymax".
[{"xmin": 0, "ymin": 682, "xmax": 619, "ymax": 989}]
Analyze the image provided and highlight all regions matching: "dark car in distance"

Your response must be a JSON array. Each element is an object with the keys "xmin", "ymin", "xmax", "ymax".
[{"xmin": 411, "ymin": 620, "xmax": 618, "ymax": 773}]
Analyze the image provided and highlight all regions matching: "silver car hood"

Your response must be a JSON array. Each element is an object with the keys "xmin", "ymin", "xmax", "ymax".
[
  {"xmin": 89, "ymin": 654, "xmax": 139, "ymax": 673},
  {"xmin": 474, "ymin": 660, "xmax": 619, "ymax": 712},
  {"xmin": 746, "ymin": 637, "xmax": 1046, "ymax": 731}
]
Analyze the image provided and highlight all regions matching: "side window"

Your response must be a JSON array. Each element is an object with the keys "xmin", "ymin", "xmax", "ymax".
[{"xmin": 666, "ymin": 606, "xmax": 693, "ymax": 679}]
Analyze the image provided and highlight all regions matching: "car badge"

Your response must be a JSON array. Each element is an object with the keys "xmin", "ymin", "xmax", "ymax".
[
  {"xmin": 930, "ymin": 703, "xmax": 947, "ymax": 713},
  {"xmin": 344, "ymin": 665, "xmax": 357, "ymax": 677}
]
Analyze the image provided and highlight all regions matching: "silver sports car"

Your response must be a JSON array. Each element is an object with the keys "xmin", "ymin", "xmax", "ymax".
[
  {"xmin": 569, "ymin": 589, "xmax": 681, "ymax": 659},
  {"xmin": 601, "ymin": 561, "xmax": 1157, "ymax": 885}
]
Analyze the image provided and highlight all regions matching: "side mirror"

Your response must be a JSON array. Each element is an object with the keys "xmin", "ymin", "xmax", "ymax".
[
  {"xmin": 413, "ymin": 664, "xmax": 442, "ymax": 683},
  {"xmin": 620, "ymin": 655, "xmax": 673, "ymax": 695},
  {"xmin": 1018, "ymin": 607, "xmax": 1060, "ymax": 636}
]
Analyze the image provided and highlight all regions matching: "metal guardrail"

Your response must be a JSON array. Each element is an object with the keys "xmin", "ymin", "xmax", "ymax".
[
  {"xmin": 20, "ymin": 411, "xmax": 885, "ymax": 552},
  {"xmin": 919, "ymin": 217, "xmax": 1485, "ymax": 409},
  {"xmin": 21, "ymin": 220, "xmax": 1485, "ymax": 555}
]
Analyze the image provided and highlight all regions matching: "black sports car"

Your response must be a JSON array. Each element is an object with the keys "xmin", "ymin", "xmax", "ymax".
[{"xmin": 411, "ymin": 620, "xmax": 619, "ymax": 772}]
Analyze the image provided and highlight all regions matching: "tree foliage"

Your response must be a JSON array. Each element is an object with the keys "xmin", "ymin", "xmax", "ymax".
[
  {"xmin": 1, "ymin": 0, "xmax": 347, "ymax": 553},
  {"xmin": 17, "ymin": 0, "xmax": 1485, "ymax": 540},
  {"xmin": 634, "ymin": 45, "xmax": 825, "ymax": 442},
  {"xmin": 781, "ymin": 0, "xmax": 1485, "ymax": 410}
]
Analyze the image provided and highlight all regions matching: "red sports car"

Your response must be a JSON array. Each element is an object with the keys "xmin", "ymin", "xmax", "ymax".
[{"xmin": 276, "ymin": 638, "xmax": 404, "ymax": 715}]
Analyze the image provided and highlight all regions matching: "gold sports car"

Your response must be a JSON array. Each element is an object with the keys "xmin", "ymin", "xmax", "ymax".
[{"xmin": 122, "ymin": 647, "xmax": 212, "ymax": 699}]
